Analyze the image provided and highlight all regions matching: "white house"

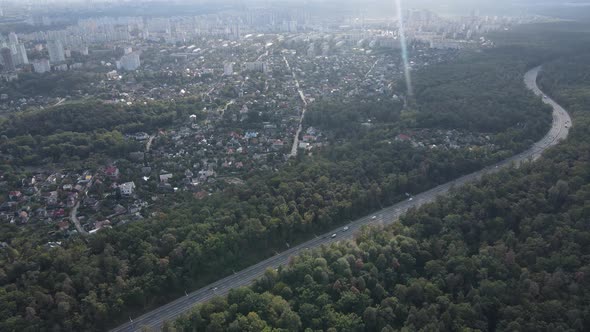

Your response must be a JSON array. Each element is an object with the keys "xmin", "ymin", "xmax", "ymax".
[{"xmin": 119, "ymin": 182, "xmax": 136, "ymax": 196}]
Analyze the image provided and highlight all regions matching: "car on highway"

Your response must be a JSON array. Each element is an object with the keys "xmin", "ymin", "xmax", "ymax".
[
  {"xmin": 343, "ymin": 226, "xmax": 349, "ymax": 231},
  {"xmin": 109, "ymin": 42, "xmax": 571, "ymax": 332}
]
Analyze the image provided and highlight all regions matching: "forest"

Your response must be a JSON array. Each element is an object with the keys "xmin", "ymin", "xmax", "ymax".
[
  {"xmin": 0, "ymin": 98, "xmax": 203, "ymax": 166},
  {"xmin": 174, "ymin": 27, "xmax": 590, "ymax": 332},
  {"xmin": 0, "ymin": 22, "xmax": 585, "ymax": 332},
  {"xmin": 304, "ymin": 44, "xmax": 552, "ymax": 152},
  {"xmin": 0, "ymin": 71, "xmax": 101, "ymax": 100}
]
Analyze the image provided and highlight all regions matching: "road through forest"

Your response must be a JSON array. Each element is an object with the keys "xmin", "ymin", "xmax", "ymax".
[{"xmin": 110, "ymin": 66, "xmax": 571, "ymax": 332}]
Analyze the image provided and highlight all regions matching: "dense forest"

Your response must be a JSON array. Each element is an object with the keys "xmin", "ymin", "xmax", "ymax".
[
  {"xmin": 0, "ymin": 23, "xmax": 584, "ymax": 332},
  {"xmin": 174, "ymin": 28, "xmax": 590, "ymax": 332},
  {"xmin": 305, "ymin": 46, "xmax": 552, "ymax": 151},
  {"xmin": 0, "ymin": 99, "xmax": 202, "ymax": 166},
  {"xmin": 0, "ymin": 71, "xmax": 99, "ymax": 100}
]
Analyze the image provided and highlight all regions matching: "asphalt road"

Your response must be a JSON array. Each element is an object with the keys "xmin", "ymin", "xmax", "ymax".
[
  {"xmin": 70, "ymin": 201, "xmax": 88, "ymax": 236},
  {"xmin": 285, "ymin": 55, "xmax": 309, "ymax": 158},
  {"xmin": 110, "ymin": 66, "xmax": 571, "ymax": 332}
]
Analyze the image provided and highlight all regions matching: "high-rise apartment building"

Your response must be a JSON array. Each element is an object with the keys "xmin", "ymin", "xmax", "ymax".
[
  {"xmin": 47, "ymin": 40, "xmax": 65, "ymax": 63},
  {"xmin": 33, "ymin": 59, "xmax": 51, "ymax": 74},
  {"xmin": 244, "ymin": 61, "xmax": 268, "ymax": 74},
  {"xmin": 1, "ymin": 48, "xmax": 14, "ymax": 72},
  {"xmin": 8, "ymin": 32, "xmax": 18, "ymax": 45},
  {"xmin": 117, "ymin": 52, "xmax": 140, "ymax": 71},
  {"xmin": 223, "ymin": 62, "xmax": 234, "ymax": 76}
]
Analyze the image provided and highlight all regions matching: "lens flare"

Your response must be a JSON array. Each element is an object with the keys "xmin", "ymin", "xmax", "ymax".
[{"xmin": 395, "ymin": 0, "xmax": 413, "ymax": 97}]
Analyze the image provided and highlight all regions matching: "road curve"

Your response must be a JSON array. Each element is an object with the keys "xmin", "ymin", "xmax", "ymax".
[
  {"xmin": 70, "ymin": 201, "xmax": 88, "ymax": 237},
  {"xmin": 110, "ymin": 66, "xmax": 571, "ymax": 332}
]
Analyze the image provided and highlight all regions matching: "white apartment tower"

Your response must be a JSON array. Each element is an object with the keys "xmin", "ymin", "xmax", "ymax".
[
  {"xmin": 14, "ymin": 44, "xmax": 28, "ymax": 65},
  {"xmin": 33, "ymin": 59, "xmax": 51, "ymax": 74},
  {"xmin": 117, "ymin": 52, "xmax": 140, "ymax": 71},
  {"xmin": 243, "ymin": 61, "xmax": 268, "ymax": 74},
  {"xmin": 223, "ymin": 62, "xmax": 233, "ymax": 76},
  {"xmin": 47, "ymin": 40, "xmax": 65, "ymax": 63},
  {"xmin": 8, "ymin": 32, "xmax": 18, "ymax": 45}
]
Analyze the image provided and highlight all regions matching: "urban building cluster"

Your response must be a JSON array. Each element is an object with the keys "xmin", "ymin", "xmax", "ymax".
[{"xmin": 0, "ymin": 7, "xmax": 546, "ymax": 80}]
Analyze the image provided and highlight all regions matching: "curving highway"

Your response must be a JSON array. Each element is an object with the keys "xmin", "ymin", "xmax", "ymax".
[{"xmin": 110, "ymin": 66, "xmax": 571, "ymax": 332}]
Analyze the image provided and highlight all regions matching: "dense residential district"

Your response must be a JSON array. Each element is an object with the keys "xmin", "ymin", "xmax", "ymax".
[{"xmin": 0, "ymin": 8, "xmax": 549, "ymax": 242}]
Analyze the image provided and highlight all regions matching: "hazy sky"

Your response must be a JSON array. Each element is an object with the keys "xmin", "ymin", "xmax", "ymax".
[
  {"xmin": 3, "ymin": 0, "xmax": 575, "ymax": 4},
  {"xmin": 5, "ymin": 0, "xmax": 587, "ymax": 18}
]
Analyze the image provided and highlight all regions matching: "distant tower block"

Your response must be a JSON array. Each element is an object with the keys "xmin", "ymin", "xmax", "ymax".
[{"xmin": 223, "ymin": 62, "xmax": 234, "ymax": 76}]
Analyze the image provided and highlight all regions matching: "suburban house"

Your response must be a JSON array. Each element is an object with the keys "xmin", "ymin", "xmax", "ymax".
[
  {"xmin": 119, "ymin": 182, "xmax": 136, "ymax": 196},
  {"xmin": 105, "ymin": 166, "xmax": 120, "ymax": 179},
  {"xmin": 159, "ymin": 174, "xmax": 173, "ymax": 183}
]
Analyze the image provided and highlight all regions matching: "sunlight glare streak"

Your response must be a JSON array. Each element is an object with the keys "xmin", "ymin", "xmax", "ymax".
[{"xmin": 395, "ymin": 0, "xmax": 413, "ymax": 97}]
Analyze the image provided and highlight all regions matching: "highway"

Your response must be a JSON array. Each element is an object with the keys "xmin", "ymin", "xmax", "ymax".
[{"xmin": 110, "ymin": 66, "xmax": 571, "ymax": 332}]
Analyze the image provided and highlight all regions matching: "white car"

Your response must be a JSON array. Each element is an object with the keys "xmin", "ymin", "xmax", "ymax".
[
  {"xmin": 409, "ymin": 197, "xmax": 413, "ymax": 201},
  {"xmin": 331, "ymin": 233, "xmax": 337, "ymax": 238},
  {"xmin": 343, "ymin": 226, "xmax": 349, "ymax": 231},
  {"xmin": 371, "ymin": 215, "xmax": 377, "ymax": 220}
]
